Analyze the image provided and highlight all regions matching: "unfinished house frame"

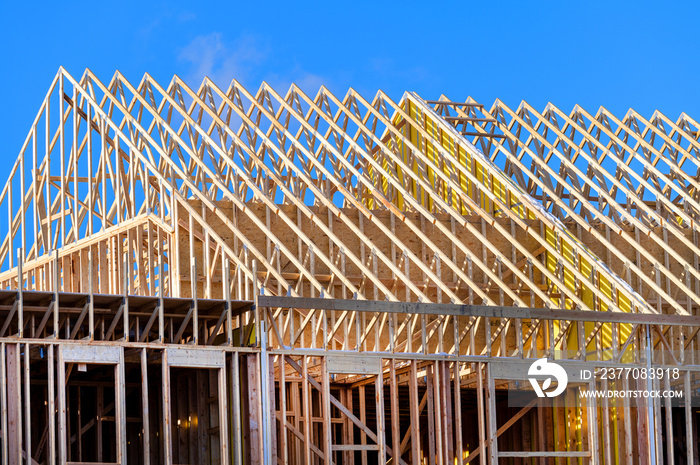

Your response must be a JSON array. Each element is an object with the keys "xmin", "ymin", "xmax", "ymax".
[{"xmin": 0, "ymin": 67, "xmax": 698, "ymax": 464}]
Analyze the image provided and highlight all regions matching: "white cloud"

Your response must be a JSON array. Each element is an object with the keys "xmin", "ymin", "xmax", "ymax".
[
  {"xmin": 176, "ymin": 32, "xmax": 339, "ymax": 128},
  {"xmin": 178, "ymin": 32, "xmax": 269, "ymax": 90},
  {"xmin": 178, "ymin": 32, "xmax": 335, "ymax": 96},
  {"xmin": 264, "ymin": 67, "xmax": 329, "ymax": 98}
]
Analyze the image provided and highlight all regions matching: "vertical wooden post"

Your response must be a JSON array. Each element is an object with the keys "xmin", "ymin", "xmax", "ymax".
[
  {"xmin": 72, "ymin": 86, "xmax": 79, "ymax": 244},
  {"xmin": 601, "ymin": 377, "xmax": 612, "ymax": 465},
  {"xmin": 662, "ymin": 374, "xmax": 674, "ymax": 465},
  {"xmin": 172, "ymin": 179, "xmax": 180, "ymax": 297},
  {"xmin": 486, "ymin": 363, "xmax": 498, "ymax": 465},
  {"xmin": 162, "ymin": 349, "xmax": 172, "ymax": 465},
  {"xmin": 23, "ymin": 344, "xmax": 31, "ymax": 464},
  {"xmin": 302, "ymin": 356, "xmax": 311, "ymax": 465},
  {"xmin": 88, "ymin": 248, "xmax": 94, "ymax": 340},
  {"xmin": 0, "ymin": 343, "xmax": 6, "ymax": 465},
  {"xmin": 253, "ymin": 260, "xmax": 260, "ymax": 346},
  {"xmin": 253, "ymin": 260, "xmax": 272, "ymax": 464},
  {"xmin": 115, "ymin": 136, "xmax": 121, "ymax": 226},
  {"xmin": 116, "ymin": 349, "xmax": 127, "ymax": 463},
  {"xmin": 621, "ymin": 376, "xmax": 632, "ymax": 465},
  {"xmin": 376, "ymin": 367, "xmax": 387, "ymax": 465},
  {"xmin": 390, "ymin": 359, "xmax": 401, "ymax": 465},
  {"xmin": 141, "ymin": 348, "xmax": 151, "ymax": 465},
  {"xmin": 454, "ymin": 361, "xmax": 463, "ymax": 465},
  {"xmin": 191, "ymin": 260, "xmax": 199, "ymax": 345},
  {"xmin": 685, "ymin": 371, "xmax": 694, "ymax": 465},
  {"xmin": 20, "ymin": 140, "xmax": 26, "ymax": 257},
  {"xmin": 45, "ymin": 89, "xmax": 52, "ymax": 256},
  {"xmin": 587, "ymin": 380, "xmax": 599, "ymax": 465},
  {"xmin": 54, "ymin": 250, "xmax": 59, "ymax": 338},
  {"xmin": 218, "ymin": 363, "xmax": 230, "ymax": 465},
  {"xmin": 87, "ymin": 103, "xmax": 93, "ymax": 238},
  {"xmin": 427, "ymin": 364, "xmax": 436, "ymax": 465},
  {"xmin": 57, "ymin": 347, "xmax": 66, "ymax": 465},
  {"xmin": 359, "ymin": 383, "xmax": 367, "ymax": 465},
  {"xmin": 17, "ymin": 250, "xmax": 23, "ymax": 338},
  {"xmin": 7, "ymin": 344, "xmax": 21, "ymax": 465},
  {"xmin": 48, "ymin": 344, "xmax": 56, "ymax": 464},
  {"xmin": 123, "ymin": 258, "xmax": 129, "ymax": 341},
  {"xmin": 441, "ymin": 361, "xmax": 452, "ymax": 465},
  {"xmin": 231, "ymin": 353, "xmax": 243, "ymax": 465},
  {"xmin": 225, "ymin": 260, "xmax": 233, "ymax": 345},
  {"xmin": 322, "ymin": 356, "xmax": 332, "ymax": 465},
  {"xmin": 59, "ymin": 76, "xmax": 65, "ymax": 248},
  {"xmin": 645, "ymin": 325, "xmax": 656, "ymax": 464},
  {"xmin": 158, "ymin": 250, "xmax": 164, "ymax": 342},
  {"xmin": 409, "ymin": 360, "xmax": 421, "ymax": 465},
  {"xmin": 433, "ymin": 362, "xmax": 444, "ymax": 465},
  {"xmin": 249, "ymin": 354, "xmax": 263, "ymax": 465},
  {"xmin": 279, "ymin": 355, "xmax": 289, "ymax": 465},
  {"xmin": 147, "ymin": 222, "xmax": 154, "ymax": 296},
  {"xmin": 189, "ymin": 214, "xmax": 199, "ymax": 343}
]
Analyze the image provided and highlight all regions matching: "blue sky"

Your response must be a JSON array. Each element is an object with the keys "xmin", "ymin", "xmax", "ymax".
[{"xmin": 0, "ymin": 1, "xmax": 698, "ymax": 160}]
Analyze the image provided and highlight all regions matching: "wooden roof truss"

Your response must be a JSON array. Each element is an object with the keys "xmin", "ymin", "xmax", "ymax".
[{"xmin": 0, "ymin": 68, "xmax": 696, "ymax": 319}]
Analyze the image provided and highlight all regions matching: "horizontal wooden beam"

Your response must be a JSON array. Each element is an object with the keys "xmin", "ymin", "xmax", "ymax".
[
  {"xmin": 498, "ymin": 451, "xmax": 590, "ymax": 458},
  {"xmin": 424, "ymin": 100, "xmax": 485, "ymax": 108},
  {"xmin": 258, "ymin": 296, "xmax": 700, "ymax": 326}
]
